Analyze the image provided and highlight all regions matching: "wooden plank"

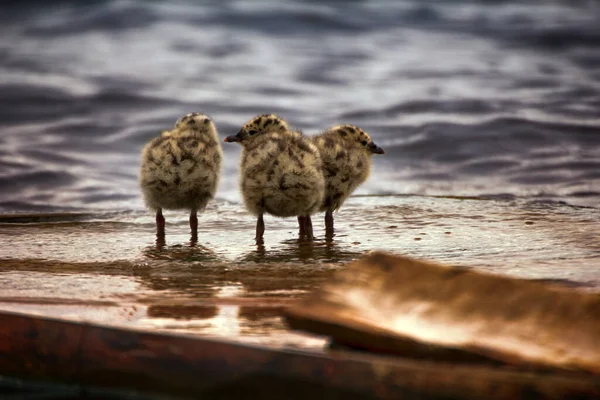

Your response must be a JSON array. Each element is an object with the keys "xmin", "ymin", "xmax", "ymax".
[
  {"xmin": 0, "ymin": 310, "xmax": 599, "ymax": 399},
  {"xmin": 0, "ymin": 311, "xmax": 83, "ymax": 382},
  {"xmin": 284, "ymin": 252, "xmax": 600, "ymax": 375}
]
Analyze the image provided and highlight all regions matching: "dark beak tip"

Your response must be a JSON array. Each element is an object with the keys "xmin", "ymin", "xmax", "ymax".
[
  {"xmin": 371, "ymin": 145, "xmax": 385, "ymax": 154},
  {"xmin": 224, "ymin": 135, "xmax": 239, "ymax": 143}
]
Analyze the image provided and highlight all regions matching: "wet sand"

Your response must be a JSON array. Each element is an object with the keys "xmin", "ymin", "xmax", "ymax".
[{"xmin": 0, "ymin": 195, "xmax": 598, "ymax": 351}]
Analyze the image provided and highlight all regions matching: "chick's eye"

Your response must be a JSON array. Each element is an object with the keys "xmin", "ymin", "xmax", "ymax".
[
  {"xmin": 361, "ymin": 140, "xmax": 367, "ymax": 146},
  {"xmin": 249, "ymin": 130, "xmax": 257, "ymax": 135}
]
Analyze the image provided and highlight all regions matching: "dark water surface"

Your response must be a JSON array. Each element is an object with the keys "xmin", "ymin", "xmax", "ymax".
[{"xmin": 0, "ymin": 0, "xmax": 599, "ymax": 212}]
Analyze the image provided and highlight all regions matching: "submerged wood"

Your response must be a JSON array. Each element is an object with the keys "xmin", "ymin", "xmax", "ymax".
[
  {"xmin": 1, "ymin": 310, "xmax": 599, "ymax": 399},
  {"xmin": 284, "ymin": 252, "xmax": 600, "ymax": 375}
]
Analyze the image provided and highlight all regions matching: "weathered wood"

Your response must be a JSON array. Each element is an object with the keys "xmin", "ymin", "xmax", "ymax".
[
  {"xmin": 284, "ymin": 251, "xmax": 600, "ymax": 375},
  {"xmin": 0, "ymin": 310, "xmax": 599, "ymax": 399},
  {"xmin": 0, "ymin": 311, "xmax": 83, "ymax": 382}
]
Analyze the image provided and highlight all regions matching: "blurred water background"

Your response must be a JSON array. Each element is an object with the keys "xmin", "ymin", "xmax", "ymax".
[{"xmin": 0, "ymin": 0, "xmax": 599, "ymax": 213}]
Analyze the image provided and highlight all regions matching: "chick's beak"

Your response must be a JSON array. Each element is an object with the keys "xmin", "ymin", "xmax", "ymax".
[
  {"xmin": 369, "ymin": 143, "xmax": 385, "ymax": 154},
  {"xmin": 224, "ymin": 134, "xmax": 241, "ymax": 143},
  {"xmin": 225, "ymin": 129, "xmax": 246, "ymax": 143}
]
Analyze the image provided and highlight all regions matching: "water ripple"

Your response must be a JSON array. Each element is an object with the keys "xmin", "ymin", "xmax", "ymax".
[{"xmin": 0, "ymin": 0, "xmax": 599, "ymax": 211}]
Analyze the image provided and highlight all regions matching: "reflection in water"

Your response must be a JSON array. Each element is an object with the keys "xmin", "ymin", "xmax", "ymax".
[
  {"xmin": 325, "ymin": 228, "xmax": 335, "ymax": 245},
  {"xmin": 155, "ymin": 232, "xmax": 166, "ymax": 250},
  {"xmin": 137, "ymin": 242, "xmax": 227, "ymax": 298},
  {"xmin": 132, "ymin": 238, "xmax": 356, "ymax": 343},
  {"xmin": 210, "ymin": 285, "xmax": 243, "ymax": 337},
  {"xmin": 240, "ymin": 237, "xmax": 364, "ymax": 265},
  {"xmin": 153, "ymin": 231, "xmax": 204, "ymax": 251},
  {"xmin": 142, "ymin": 240, "xmax": 223, "ymax": 263},
  {"xmin": 210, "ymin": 305, "xmax": 241, "ymax": 337},
  {"xmin": 215, "ymin": 283, "xmax": 244, "ymax": 298},
  {"xmin": 145, "ymin": 283, "xmax": 285, "ymax": 340},
  {"xmin": 147, "ymin": 304, "xmax": 219, "ymax": 320}
]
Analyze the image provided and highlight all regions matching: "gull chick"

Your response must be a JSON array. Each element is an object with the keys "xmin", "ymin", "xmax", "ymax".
[
  {"xmin": 224, "ymin": 114, "xmax": 324, "ymax": 241},
  {"xmin": 310, "ymin": 124, "xmax": 384, "ymax": 235},
  {"xmin": 139, "ymin": 113, "xmax": 223, "ymax": 240}
]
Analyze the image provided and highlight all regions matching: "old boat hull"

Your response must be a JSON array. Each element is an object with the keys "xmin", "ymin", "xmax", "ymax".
[{"xmin": 0, "ymin": 310, "xmax": 599, "ymax": 399}]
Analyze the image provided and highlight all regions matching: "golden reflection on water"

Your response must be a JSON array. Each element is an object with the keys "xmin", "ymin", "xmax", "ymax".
[{"xmin": 0, "ymin": 195, "xmax": 598, "ymax": 349}]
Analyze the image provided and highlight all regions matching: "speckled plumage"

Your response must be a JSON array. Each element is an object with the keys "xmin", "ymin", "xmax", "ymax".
[
  {"xmin": 310, "ymin": 124, "xmax": 384, "ymax": 234},
  {"xmin": 225, "ymin": 114, "xmax": 324, "ymax": 241},
  {"xmin": 139, "ymin": 113, "xmax": 223, "ymax": 238}
]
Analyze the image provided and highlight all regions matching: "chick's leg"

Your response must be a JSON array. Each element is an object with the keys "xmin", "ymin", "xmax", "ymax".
[
  {"xmin": 298, "ymin": 215, "xmax": 313, "ymax": 240},
  {"xmin": 305, "ymin": 215, "xmax": 314, "ymax": 240},
  {"xmin": 156, "ymin": 208, "xmax": 165, "ymax": 237},
  {"xmin": 190, "ymin": 210, "xmax": 198, "ymax": 242},
  {"xmin": 298, "ymin": 216, "xmax": 306, "ymax": 236},
  {"xmin": 325, "ymin": 210, "xmax": 334, "ymax": 237},
  {"xmin": 256, "ymin": 212, "xmax": 265, "ymax": 242}
]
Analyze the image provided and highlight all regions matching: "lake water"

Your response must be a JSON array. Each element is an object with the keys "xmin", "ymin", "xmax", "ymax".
[{"xmin": 0, "ymin": 0, "xmax": 599, "ymax": 212}]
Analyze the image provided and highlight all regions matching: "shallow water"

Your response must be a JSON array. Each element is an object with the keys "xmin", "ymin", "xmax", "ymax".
[{"xmin": 1, "ymin": 195, "xmax": 598, "ymax": 348}]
